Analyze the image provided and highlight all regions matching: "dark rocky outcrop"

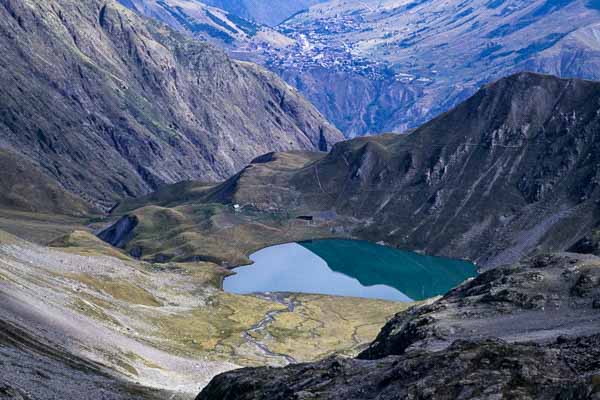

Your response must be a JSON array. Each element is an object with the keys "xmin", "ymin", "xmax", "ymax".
[
  {"xmin": 197, "ymin": 253, "xmax": 600, "ymax": 400},
  {"xmin": 97, "ymin": 215, "xmax": 139, "ymax": 248},
  {"xmin": 0, "ymin": 0, "xmax": 341, "ymax": 209},
  {"xmin": 359, "ymin": 253, "xmax": 600, "ymax": 359},
  {"xmin": 0, "ymin": 383, "xmax": 32, "ymax": 400}
]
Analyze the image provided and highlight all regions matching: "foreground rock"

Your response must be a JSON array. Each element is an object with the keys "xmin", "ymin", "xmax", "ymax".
[
  {"xmin": 0, "ymin": 319, "xmax": 175, "ymax": 400},
  {"xmin": 199, "ymin": 337, "xmax": 600, "ymax": 400},
  {"xmin": 197, "ymin": 253, "xmax": 600, "ymax": 399}
]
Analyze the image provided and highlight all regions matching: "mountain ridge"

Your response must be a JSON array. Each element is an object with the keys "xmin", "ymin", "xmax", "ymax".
[
  {"xmin": 0, "ymin": 0, "xmax": 342, "ymax": 209},
  {"xmin": 99, "ymin": 72, "xmax": 600, "ymax": 268}
]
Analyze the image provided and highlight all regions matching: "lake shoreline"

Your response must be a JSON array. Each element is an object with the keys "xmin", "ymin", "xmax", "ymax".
[{"xmin": 223, "ymin": 239, "xmax": 477, "ymax": 302}]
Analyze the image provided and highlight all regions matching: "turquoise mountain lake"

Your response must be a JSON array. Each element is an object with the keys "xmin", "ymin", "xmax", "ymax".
[{"xmin": 223, "ymin": 239, "xmax": 477, "ymax": 302}]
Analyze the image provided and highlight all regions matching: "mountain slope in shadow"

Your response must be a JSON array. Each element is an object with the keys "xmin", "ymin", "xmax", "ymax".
[{"xmin": 0, "ymin": 0, "xmax": 341, "ymax": 209}]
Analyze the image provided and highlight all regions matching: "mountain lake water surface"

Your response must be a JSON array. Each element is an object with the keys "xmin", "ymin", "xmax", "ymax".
[{"xmin": 223, "ymin": 239, "xmax": 478, "ymax": 302}]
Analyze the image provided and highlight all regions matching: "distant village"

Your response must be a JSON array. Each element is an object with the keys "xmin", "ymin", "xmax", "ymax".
[{"xmin": 238, "ymin": 14, "xmax": 434, "ymax": 84}]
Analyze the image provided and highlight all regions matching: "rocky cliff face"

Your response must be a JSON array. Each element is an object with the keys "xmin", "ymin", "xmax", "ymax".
[
  {"xmin": 197, "ymin": 252, "xmax": 600, "ymax": 400},
  {"xmin": 0, "ymin": 0, "xmax": 341, "ymax": 209},
  {"xmin": 276, "ymin": 67, "xmax": 424, "ymax": 136},
  {"xmin": 359, "ymin": 253, "xmax": 600, "ymax": 359},
  {"xmin": 200, "ymin": 337, "xmax": 600, "ymax": 400}
]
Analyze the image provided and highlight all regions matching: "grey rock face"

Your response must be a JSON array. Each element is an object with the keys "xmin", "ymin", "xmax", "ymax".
[
  {"xmin": 197, "ymin": 252, "xmax": 600, "ymax": 400},
  {"xmin": 97, "ymin": 215, "xmax": 139, "ymax": 248},
  {"xmin": 199, "ymin": 338, "xmax": 600, "ymax": 400},
  {"xmin": 0, "ymin": 383, "xmax": 32, "ymax": 400},
  {"xmin": 0, "ymin": 0, "xmax": 342, "ymax": 209}
]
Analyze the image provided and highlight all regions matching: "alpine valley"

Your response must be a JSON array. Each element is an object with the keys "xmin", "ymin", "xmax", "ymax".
[
  {"xmin": 118, "ymin": 0, "xmax": 600, "ymax": 136},
  {"xmin": 0, "ymin": 0, "xmax": 600, "ymax": 400}
]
